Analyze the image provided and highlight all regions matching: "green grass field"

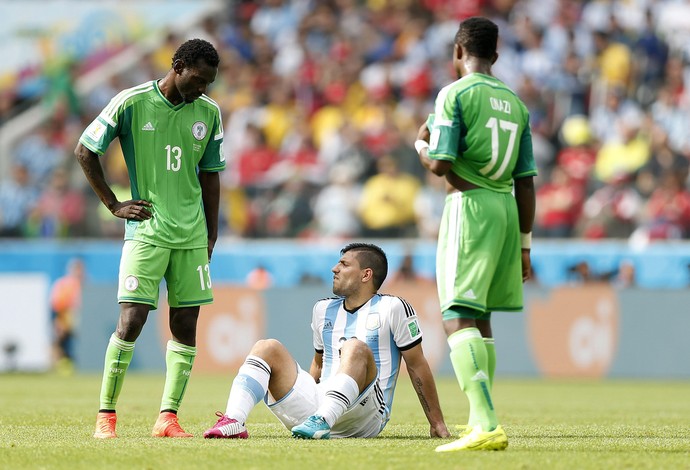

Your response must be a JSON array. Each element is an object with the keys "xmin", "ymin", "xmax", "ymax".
[{"xmin": 1, "ymin": 373, "xmax": 688, "ymax": 469}]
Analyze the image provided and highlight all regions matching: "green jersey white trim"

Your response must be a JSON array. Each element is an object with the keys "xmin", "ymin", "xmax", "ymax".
[
  {"xmin": 428, "ymin": 73, "xmax": 537, "ymax": 193},
  {"xmin": 79, "ymin": 80, "xmax": 225, "ymax": 248}
]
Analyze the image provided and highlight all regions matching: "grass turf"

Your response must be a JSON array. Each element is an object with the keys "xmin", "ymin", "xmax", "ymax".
[{"xmin": 1, "ymin": 374, "xmax": 688, "ymax": 469}]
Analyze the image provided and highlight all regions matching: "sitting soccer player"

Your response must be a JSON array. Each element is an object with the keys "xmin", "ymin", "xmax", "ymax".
[{"xmin": 204, "ymin": 243, "xmax": 450, "ymax": 439}]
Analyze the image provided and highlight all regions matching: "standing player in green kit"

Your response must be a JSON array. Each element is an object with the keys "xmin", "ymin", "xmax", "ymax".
[
  {"xmin": 75, "ymin": 39, "xmax": 224, "ymax": 438},
  {"xmin": 415, "ymin": 17, "xmax": 536, "ymax": 452}
]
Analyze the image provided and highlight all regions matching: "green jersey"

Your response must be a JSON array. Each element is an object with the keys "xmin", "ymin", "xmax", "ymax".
[
  {"xmin": 79, "ymin": 80, "xmax": 225, "ymax": 249},
  {"xmin": 428, "ymin": 73, "xmax": 537, "ymax": 192}
]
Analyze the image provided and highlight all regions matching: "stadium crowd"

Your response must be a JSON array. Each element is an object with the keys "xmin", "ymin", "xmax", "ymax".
[{"xmin": 3, "ymin": 0, "xmax": 690, "ymax": 242}]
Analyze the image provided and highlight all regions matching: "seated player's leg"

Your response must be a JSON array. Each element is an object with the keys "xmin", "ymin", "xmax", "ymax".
[
  {"xmin": 328, "ymin": 378, "xmax": 388, "ymax": 438},
  {"xmin": 205, "ymin": 339, "xmax": 301, "ymax": 439},
  {"xmin": 292, "ymin": 339, "xmax": 377, "ymax": 439}
]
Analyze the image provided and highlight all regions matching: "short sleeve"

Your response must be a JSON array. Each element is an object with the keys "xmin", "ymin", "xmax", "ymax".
[
  {"xmin": 198, "ymin": 110, "xmax": 225, "ymax": 172},
  {"xmin": 512, "ymin": 114, "xmax": 538, "ymax": 179},
  {"xmin": 78, "ymin": 94, "xmax": 125, "ymax": 156},
  {"xmin": 390, "ymin": 296, "xmax": 423, "ymax": 350},
  {"xmin": 428, "ymin": 85, "xmax": 462, "ymax": 162},
  {"xmin": 311, "ymin": 301, "xmax": 325, "ymax": 352}
]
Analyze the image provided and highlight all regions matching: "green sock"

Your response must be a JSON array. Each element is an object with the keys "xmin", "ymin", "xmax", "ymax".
[
  {"xmin": 448, "ymin": 328, "xmax": 498, "ymax": 432},
  {"xmin": 99, "ymin": 334, "xmax": 135, "ymax": 411},
  {"xmin": 466, "ymin": 336, "xmax": 497, "ymax": 428},
  {"xmin": 160, "ymin": 340, "xmax": 196, "ymax": 412},
  {"xmin": 484, "ymin": 337, "xmax": 496, "ymax": 390}
]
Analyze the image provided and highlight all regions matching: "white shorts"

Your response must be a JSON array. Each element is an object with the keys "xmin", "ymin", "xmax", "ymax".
[{"xmin": 265, "ymin": 364, "xmax": 390, "ymax": 438}]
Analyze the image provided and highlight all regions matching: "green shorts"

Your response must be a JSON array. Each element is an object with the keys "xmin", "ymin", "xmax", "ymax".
[
  {"xmin": 436, "ymin": 189, "xmax": 523, "ymax": 317},
  {"xmin": 117, "ymin": 240, "xmax": 213, "ymax": 309}
]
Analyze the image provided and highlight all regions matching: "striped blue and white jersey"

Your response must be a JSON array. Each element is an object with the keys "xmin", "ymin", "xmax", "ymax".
[{"xmin": 312, "ymin": 293, "xmax": 423, "ymax": 413}]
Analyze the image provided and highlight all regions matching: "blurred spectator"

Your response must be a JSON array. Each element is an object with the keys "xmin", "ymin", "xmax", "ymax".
[
  {"xmin": 589, "ymin": 85, "xmax": 642, "ymax": 145},
  {"xmin": 414, "ymin": 171, "xmax": 446, "ymax": 240},
  {"xmin": 632, "ymin": 9, "xmax": 669, "ymax": 106},
  {"xmin": 577, "ymin": 172, "xmax": 643, "ymax": 239},
  {"xmin": 246, "ymin": 264, "xmax": 273, "ymax": 290},
  {"xmin": 635, "ymin": 171, "xmax": 690, "ymax": 240},
  {"xmin": 607, "ymin": 259, "xmax": 637, "ymax": 289},
  {"xmin": 389, "ymin": 252, "xmax": 432, "ymax": 284},
  {"xmin": 50, "ymin": 257, "xmax": 84, "ymax": 374},
  {"xmin": 358, "ymin": 154, "xmax": 420, "ymax": 238},
  {"xmin": 547, "ymin": 51, "xmax": 590, "ymax": 120},
  {"xmin": 312, "ymin": 164, "xmax": 361, "ymax": 239},
  {"xmin": 257, "ymin": 175, "xmax": 315, "ymax": 238},
  {"xmin": 250, "ymin": 0, "xmax": 306, "ymax": 48},
  {"xmin": 235, "ymin": 124, "xmax": 280, "ymax": 189},
  {"xmin": 0, "ymin": 163, "xmax": 38, "ymax": 237},
  {"xmin": 535, "ymin": 165, "xmax": 585, "ymax": 238},
  {"xmin": 556, "ymin": 115, "xmax": 597, "ymax": 189},
  {"xmin": 13, "ymin": 119, "xmax": 67, "ymax": 189},
  {"xmin": 635, "ymin": 125, "xmax": 689, "ymax": 198},
  {"xmin": 42, "ymin": 60, "xmax": 83, "ymax": 121},
  {"xmin": 27, "ymin": 167, "xmax": 86, "ymax": 238},
  {"xmin": 567, "ymin": 260, "xmax": 595, "ymax": 284},
  {"xmin": 650, "ymin": 57, "xmax": 690, "ymax": 157},
  {"xmin": 518, "ymin": 20, "xmax": 557, "ymax": 89},
  {"xmin": 592, "ymin": 28, "xmax": 632, "ymax": 89},
  {"xmin": 593, "ymin": 107, "xmax": 650, "ymax": 185}
]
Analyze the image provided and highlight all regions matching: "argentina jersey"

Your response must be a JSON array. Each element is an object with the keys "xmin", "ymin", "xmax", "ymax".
[{"xmin": 311, "ymin": 294, "xmax": 423, "ymax": 413}]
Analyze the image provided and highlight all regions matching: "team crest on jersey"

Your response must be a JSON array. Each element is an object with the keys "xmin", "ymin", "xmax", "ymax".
[
  {"xmin": 124, "ymin": 275, "xmax": 139, "ymax": 292},
  {"xmin": 192, "ymin": 121, "xmax": 208, "ymax": 141},
  {"xmin": 366, "ymin": 313, "xmax": 380, "ymax": 330}
]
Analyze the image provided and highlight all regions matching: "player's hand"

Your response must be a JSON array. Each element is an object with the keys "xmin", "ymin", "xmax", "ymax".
[
  {"xmin": 416, "ymin": 122, "xmax": 430, "ymax": 142},
  {"xmin": 521, "ymin": 249, "xmax": 532, "ymax": 282},
  {"xmin": 112, "ymin": 200, "xmax": 152, "ymax": 221},
  {"xmin": 430, "ymin": 422, "xmax": 451, "ymax": 438}
]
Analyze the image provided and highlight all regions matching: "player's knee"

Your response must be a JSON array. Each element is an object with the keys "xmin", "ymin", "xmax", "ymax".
[
  {"xmin": 116, "ymin": 316, "xmax": 145, "ymax": 341},
  {"xmin": 339, "ymin": 338, "xmax": 371, "ymax": 359},
  {"xmin": 251, "ymin": 338, "xmax": 285, "ymax": 358}
]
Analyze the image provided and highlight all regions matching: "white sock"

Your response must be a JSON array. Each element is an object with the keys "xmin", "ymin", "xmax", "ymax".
[
  {"xmin": 225, "ymin": 355, "xmax": 271, "ymax": 423},
  {"xmin": 316, "ymin": 373, "xmax": 360, "ymax": 427}
]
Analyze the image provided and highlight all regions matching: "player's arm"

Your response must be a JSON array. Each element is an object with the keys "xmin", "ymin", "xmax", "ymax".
[
  {"xmin": 415, "ymin": 122, "xmax": 453, "ymax": 176},
  {"xmin": 515, "ymin": 175, "xmax": 535, "ymax": 282},
  {"xmin": 198, "ymin": 170, "xmax": 220, "ymax": 261},
  {"xmin": 514, "ymin": 116, "xmax": 537, "ymax": 282},
  {"xmin": 401, "ymin": 343, "xmax": 451, "ymax": 438},
  {"xmin": 309, "ymin": 350, "xmax": 323, "ymax": 383},
  {"xmin": 74, "ymin": 142, "xmax": 151, "ymax": 221}
]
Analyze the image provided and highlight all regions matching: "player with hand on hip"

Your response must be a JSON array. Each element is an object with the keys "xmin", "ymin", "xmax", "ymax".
[{"xmin": 76, "ymin": 38, "xmax": 224, "ymax": 439}]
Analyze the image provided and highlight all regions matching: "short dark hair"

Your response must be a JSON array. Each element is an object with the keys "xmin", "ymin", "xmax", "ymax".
[
  {"xmin": 454, "ymin": 17, "xmax": 499, "ymax": 60},
  {"xmin": 172, "ymin": 38, "xmax": 220, "ymax": 68},
  {"xmin": 341, "ymin": 243, "xmax": 388, "ymax": 290}
]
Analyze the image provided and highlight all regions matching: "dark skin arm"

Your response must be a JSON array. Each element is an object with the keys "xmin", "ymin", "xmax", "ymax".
[
  {"xmin": 198, "ymin": 170, "xmax": 220, "ymax": 261},
  {"xmin": 416, "ymin": 123, "xmax": 453, "ymax": 177},
  {"xmin": 74, "ymin": 142, "xmax": 152, "ymax": 220},
  {"xmin": 416, "ymin": 123, "xmax": 477, "ymax": 192},
  {"xmin": 515, "ymin": 176, "xmax": 535, "ymax": 281}
]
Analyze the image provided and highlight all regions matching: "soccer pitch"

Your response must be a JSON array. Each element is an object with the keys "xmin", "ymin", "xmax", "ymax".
[{"xmin": 1, "ymin": 374, "xmax": 688, "ymax": 469}]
